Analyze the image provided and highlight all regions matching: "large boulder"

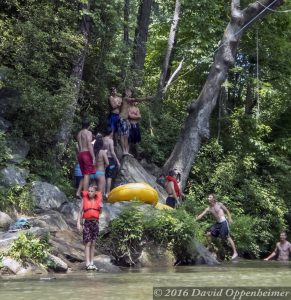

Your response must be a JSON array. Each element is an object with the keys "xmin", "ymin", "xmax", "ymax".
[
  {"xmin": 29, "ymin": 211, "xmax": 69, "ymax": 232},
  {"xmin": 0, "ymin": 211, "xmax": 13, "ymax": 229},
  {"xmin": 0, "ymin": 116, "xmax": 12, "ymax": 132},
  {"xmin": 0, "ymin": 165, "xmax": 29, "ymax": 188},
  {"xmin": 0, "ymin": 87, "xmax": 21, "ymax": 117},
  {"xmin": 47, "ymin": 253, "xmax": 68, "ymax": 272},
  {"xmin": 31, "ymin": 181, "xmax": 68, "ymax": 211},
  {"xmin": 6, "ymin": 137, "xmax": 30, "ymax": 164},
  {"xmin": 115, "ymin": 156, "xmax": 168, "ymax": 203},
  {"xmin": 138, "ymin": 245, "xmax": 175, "ymax": 267}
]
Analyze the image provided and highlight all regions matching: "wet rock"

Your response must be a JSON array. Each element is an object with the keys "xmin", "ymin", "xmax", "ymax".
[
  {"xmin": 6, "ymin": 137, "xmax": 30, "ymax": 164},
  {"xmin": 2, "ymin": 257, "xmax": 29, "ymax": 275},
  {"xmin": 138, "ymin": 245, "xmax": 175, "ymax": 267},
  {"xmin": 190, "ymin": 239, "xmax": 220, "ymax": 265},
  {"xmin": 0, "ymin": 165, "xmax": 29, "ymax": 188},
  {"xmin": 93, "ymin": 254, "xmax": 121, "ymax": 272},
  {"xmin": 31, "ymin": 181, "xmax": 68, "ymax": 210},
  {"xmin": 47, "ymin": 253, "xmax": 68, "ymax": 272},
  {"xmin": 0, "ymin": 211, "xmax": 13, "ymax": 229}
]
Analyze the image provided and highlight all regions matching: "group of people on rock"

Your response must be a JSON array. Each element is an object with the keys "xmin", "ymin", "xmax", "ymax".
[{"xmin": 74, "ymin": 89, "xmax": 290, "ymax": 271}]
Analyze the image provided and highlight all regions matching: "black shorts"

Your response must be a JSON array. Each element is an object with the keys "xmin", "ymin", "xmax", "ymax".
[
  {"xmin": 105, "ymin": 157, "xmax": 118, "ymax": 179},
  {"xmin": 208, "ymin": 220, "xmax": 230, "ymax": 240},
  {"xmin": 166, "ymin": 197, "xmax": 177, "ymax": 208}
]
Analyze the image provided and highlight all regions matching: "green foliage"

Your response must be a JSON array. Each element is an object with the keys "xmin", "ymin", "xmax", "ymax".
[
  {"xmin": 98, "ymin": 204, "xmax": 201, "ymax": 265},
  {"xmin": 0, "ymin": 185, "xmax": 34, "ymax": 213},
  {"xmin": 6, "ymin": 232, "xmax": 50, "ymax": 267}
]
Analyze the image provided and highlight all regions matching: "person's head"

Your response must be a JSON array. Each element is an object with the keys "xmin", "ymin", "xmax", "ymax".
[
  {"xmin": 94, "ymin": 133, "xmax": 104, "ymax": 156},
  {"xmin": 123, "ymin": 88, "xmax": 132, "ymax": 97},
  {"xmin": 87, "ymin": 185, "xmax": 97, "ymax": 199},
  {"xmin": 81, "ymin": 119, "xmax": 90, "ymax": 129},
  {"xmin": 104, "ymin": 128, "xmax": 113, "ymax": 137},
  {"xmin": 279, "ymin": 231, "xmax": 287, "ymax": 241},
  {"xmin": 110, "ymin": 87, "xmax": 117, "ymax": 95},
  {"xmin": 208, "ymin": 194, "xmax": 217, "ymax": 205},
  {"xmin": 168, "ymin": 169, "xmax": 177, "ymax": 178}
]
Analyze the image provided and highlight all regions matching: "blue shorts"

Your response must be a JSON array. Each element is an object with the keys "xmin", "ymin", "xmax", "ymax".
[
  {"xmin": 208, "ymin": 220, "xmax": 230, "ymax": 240},
  {"xmin": 166, "ymin": 197, "xmax": 177, "ymax": 208},
  {"xmin": 107, "ymin": 112, "xmax": 120, "ymax": 133},
  {"xmin": 90, "ymin": 171, "xmax": 105, "ymax": 180},
  {"xmin": 118, "ymin": 118, "xmax": 130, "ymax": 136}
]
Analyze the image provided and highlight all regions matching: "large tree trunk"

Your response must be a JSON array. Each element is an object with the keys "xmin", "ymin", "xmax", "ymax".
[
  {"xmin": 156, "ymin": 0, "xmax": 181, "ymax": 103},
  {"xmin": 56, "ymin": 2, "xmax": 90, "ymax": 153},
  {"xmin": 132, "ymin": 0, "xmax": 153, "ymax": 75},
  {"xmin": 162, "ymin": 0, "xmax": 283, "ymax": 191}
]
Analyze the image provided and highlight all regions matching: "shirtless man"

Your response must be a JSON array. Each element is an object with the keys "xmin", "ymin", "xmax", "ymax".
[
  {"xmin": 128, "ymin": 102, "xmax": 141, "ymax": 144},
  {"xmin": 119, "ymin": 88, "xmax": 151, "ymax": 156},
  {"xmin": 196, "ymin": 194, "xmax": 238, "ymax": 260},
  {"xmin": 103, "ymin": 128, "xmax": 120, "ymax": 197},
  {"xmin": 264, "ymin": 232, "xmax": 291, "ymax": 261},
  {"xmin": 107, "ymin": 87, "xmax": 122, "ymax": 135},
  {"xmin": 77, "ymin": 119, "xmax": 96, "ymax": 192}
]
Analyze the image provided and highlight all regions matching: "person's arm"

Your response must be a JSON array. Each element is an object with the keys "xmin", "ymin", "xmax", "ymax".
[
  {"xmin": 87, "ymin": 132, "xmax": 96, "ymax": 165},
  {"xmin": 125, "ymin": 95, "xmax": 152, "ymax": 104},
  {"xmin": 103, "ymin": 150, "xmax": 109, "ymax": 168},
  {"xmin": 196, "ymin": 207, "xmax": 209, "ymax": 221},
  {"xmin": 109, "ymin": 140, "xmax": 120, "ymax": 167},
  {"xmin": 77, "ymin": 199, "xmax": 84, "ymax": 232},
  {"xmin": 220, "ymin": 203, "xmax": 233, "ymax": 224},
  {"xmin": 264, "ymin": 244, "xmax": 279, "ymax": 261}
]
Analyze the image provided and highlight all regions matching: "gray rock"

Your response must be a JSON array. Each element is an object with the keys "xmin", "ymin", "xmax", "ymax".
[
  {"xmin": 0, "ymin": 116, "xmax": 12, "ymax": 131},
  {"xmin": 60, "ymin": 200, "xmax": 81, "ymax": 222},
  {"xmin": 2, "ymin": 256, "xmax": 28, "ymax": 275},
  {"xmin": 31, "ymin": 181, "xmax": 68, "ymax": 210},
  {"xmin": 0, "ymin": 211, "xmax": 13, "ymax": 229},
  {"xmin": 0, "ymin": 165, "xmax": 29, "ymax": 187},
  {"xmin": 189, "ymin": 239, "xmax": 220, "ymax": 265},
  {"xmin": 138, "ymin": 245, "xmax": 175, "ymax": 267},
  {"xmin": 140, "ymin": 158, "xmax": 161, "ymax": 178},
  {"xmin": 114, "ymin": 156, "xmax": 168, "ymax": 203},
  {"xmin": 6, "ymin": 137, "xmax": 30, "ymax": 164},
  {"xmin": 47, "ymin": 253, "xmax": 68, "ymax": 272},
  {"xmin": 0, "ymin": 87, "xmax": 21, "ymax": 117},
  {"xmin": 29, "ymin": 211, "xmax": 69, "ymax": 232},
  {"xmin": 93, "ymin": 254, "xmax": 121, "ymax": 272}
]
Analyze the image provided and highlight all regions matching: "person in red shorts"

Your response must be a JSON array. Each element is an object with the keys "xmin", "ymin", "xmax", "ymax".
[
  {"xmin": 77, "ymin": 185, "xmax": 102, "ymax": 270},
  {"xmin": 77, "ymin": 119, "xmax": 96, "ymax": 193}
]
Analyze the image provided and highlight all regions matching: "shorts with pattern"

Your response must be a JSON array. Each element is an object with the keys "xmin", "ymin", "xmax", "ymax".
[
  {"xmin": 83, "ymin": 220, "xmax": 99, "ymax": 243},
  {"xmin": 208, "ymin": 220, "xmax": 230, "ymax": 240},
  {"xmin": 118, "ymin": 117, "xmax": 130, "ymax": 136}
]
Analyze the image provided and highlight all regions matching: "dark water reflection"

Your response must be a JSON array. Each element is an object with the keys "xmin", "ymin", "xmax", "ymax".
[{"xmin": 0, "ymin": 261, "xmax": 291, "ymax": 300}]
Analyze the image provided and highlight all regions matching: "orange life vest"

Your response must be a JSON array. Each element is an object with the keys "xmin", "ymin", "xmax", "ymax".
[{"xmin": 82, "ymin": 191, "xmax": 102, "ymax": 219}]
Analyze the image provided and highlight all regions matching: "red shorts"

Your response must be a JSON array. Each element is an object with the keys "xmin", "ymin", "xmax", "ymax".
[{"xmin": 78, "ymin": 151, "xmax": 95, "ymax": 175}]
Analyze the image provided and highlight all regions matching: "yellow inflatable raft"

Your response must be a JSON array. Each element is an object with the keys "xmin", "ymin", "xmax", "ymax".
[
  {"xmin": 108, "ymin": 182, "xmax": 159, "ymax": 206},
  {"xmin": 155, "ymin": 202, "xmax": 173, "ymax": 210}
]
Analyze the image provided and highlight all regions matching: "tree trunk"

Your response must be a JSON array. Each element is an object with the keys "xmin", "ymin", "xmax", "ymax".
[
  {"xmin": 124, "ymin": 0, "xmax": 130, "ymax": 45},
  {"xmin": 162, "ymin": 0, "xmax": 283, "ymax": 191},
  {"xmin": 132, "ymin": 0, "xmax": 153, "ymax": 74},
  {"xmin": 156, "ymin": 0, "xmax": 181, "ymax": 102},
  {"xmin": 55, "ymin": 2, "xmax": 90, "ymax": 153}
]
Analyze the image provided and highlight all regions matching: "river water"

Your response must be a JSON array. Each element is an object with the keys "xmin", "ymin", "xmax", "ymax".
[{"xmin": 0, "ymin": 261, "xmax": 291, "ymax": 300}]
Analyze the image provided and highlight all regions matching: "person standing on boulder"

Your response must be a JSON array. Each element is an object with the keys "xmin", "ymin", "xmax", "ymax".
[
  {"xmin": 77, "ymin": 119, "xmax": 96, "ymax": 192},
  {"xmin": 196, "ymin": 194, "xmax": 238, "ymax": 260},
  {"xmin": 77, "ymin": 185, "xmax": 102, "ymax": 270},
  {"xmin": 165, "ymin": 170, "xmax": 181, "ymax": 208}
]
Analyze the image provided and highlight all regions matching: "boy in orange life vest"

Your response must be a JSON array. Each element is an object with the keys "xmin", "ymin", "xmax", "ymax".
[{"xmin": 77, "ymin": 186, "xmax": 102, "ymax": 270}]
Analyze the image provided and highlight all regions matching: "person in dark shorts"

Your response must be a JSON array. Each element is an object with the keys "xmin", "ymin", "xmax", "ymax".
[
  {"xmin": 107, "ymin": 87, "xmax": 122, "ymax": 136},
  {"xmin": 165, "ymin": 170, "xmax": 181, "ymax": 208},
  {"xmin": 128, "ymin": 102, "xmax": 141, "ymax": 144},
  {"xmin": 77, "ymin": 186, "xmax": 102, "ymax": 270},
  {"xmin": 196, "ymin": 194, "xmax": 238, "ymax": 260}
]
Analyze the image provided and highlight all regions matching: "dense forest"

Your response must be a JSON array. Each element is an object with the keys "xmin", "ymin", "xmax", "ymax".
[{"xmin": 0, "ymin": 0, "xmax": 291, "ymax": 258}]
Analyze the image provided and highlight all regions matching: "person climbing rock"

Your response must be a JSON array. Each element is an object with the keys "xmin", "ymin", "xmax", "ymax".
[
  {"xmin": 196, "ymin": 193, "xmax": 238, "ymax": 260},
  {"xmin": 165, "ymin": 169, "xmax": 181, "ymax": 208}
]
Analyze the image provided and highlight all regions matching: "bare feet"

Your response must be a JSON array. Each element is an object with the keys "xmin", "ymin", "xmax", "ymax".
[{"xmin": 231, "ymin": 253, "xmax": 238, "ymax": 260}]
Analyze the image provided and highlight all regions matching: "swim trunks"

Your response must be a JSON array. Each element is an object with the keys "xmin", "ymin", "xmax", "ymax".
[
  {"xmin": 107, "ymin": 112, "xmax": 120, "ymax": 133},
  {"xmin": 90, "ymin": 170, "xmax": 105, "ymax": 180},
  {"xmin": 105, "ymin": 157, "xmax": 118, "ymax": 179},
  {"xmin": 78, "ymin": 151, "xmax": 95, "ymax": 175},
  {"xmin": 166, "ymin": 196, "xmax": 177, "ymax": 208},
  {"xmin": 118, "ymin": 117, "xmax": 130, "ymax": 136},
  {"xmin": 83, "ymin": 220, "xmax": 99, "ymax": 243},
  {"xmin": 208, "ymin": 220, "xmax": 230, "ymax": 240},
  {"xmin": 129, "ymin": 123, "xmax": 141, "ymax": 144}
]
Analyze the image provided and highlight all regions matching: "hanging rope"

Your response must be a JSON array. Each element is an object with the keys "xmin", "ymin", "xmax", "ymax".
[{"xmin": 256, "ymin": 1, "xmax": 291, "ymax": 13}]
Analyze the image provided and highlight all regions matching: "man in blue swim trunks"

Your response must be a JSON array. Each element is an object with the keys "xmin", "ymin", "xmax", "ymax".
[
  {"xmin": 196, "ymin": 194, "xmax": 238, "ymax": 260},
  {"xmin": 107, "ymin": 87, "xmax": 122, "ymax": 137}
]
